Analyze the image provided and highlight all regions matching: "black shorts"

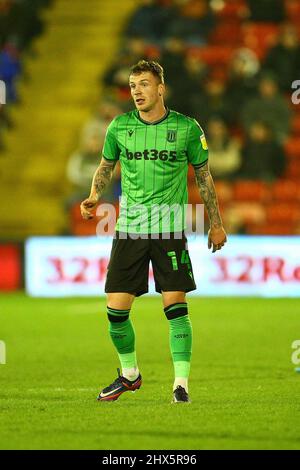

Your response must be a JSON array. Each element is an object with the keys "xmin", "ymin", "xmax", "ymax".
[{"xmin": 105, "ymin": 231, "xmax": 196, "ymax": 297}]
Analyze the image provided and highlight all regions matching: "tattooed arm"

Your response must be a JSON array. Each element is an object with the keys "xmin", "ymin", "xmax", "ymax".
[
  {"xmin": 194, "ymin": 162, "xmax": 227, "ymax": 252},
  {"xmin": 80, "ymin": 158, "xmax": 116, "ymax": 220}
]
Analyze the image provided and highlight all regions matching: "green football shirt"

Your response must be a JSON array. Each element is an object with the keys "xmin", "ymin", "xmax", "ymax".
[{"xmin": 102, "ymin": 107, "xmax": 208, "ymax": 233}]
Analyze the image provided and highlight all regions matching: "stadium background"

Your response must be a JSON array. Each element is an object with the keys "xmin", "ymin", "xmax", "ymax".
[{"xmin": 0, "ymin": 0, "xmax": 300, "ymax": 450}]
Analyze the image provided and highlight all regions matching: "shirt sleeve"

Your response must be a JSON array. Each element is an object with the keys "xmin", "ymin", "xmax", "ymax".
[
  {"xmin": 102, "ymin": 118, "xmax": 121, "ymax": 161},
  {"xmin": 187, "ymin": 118, "xmax": 209, "ymax": 168}
]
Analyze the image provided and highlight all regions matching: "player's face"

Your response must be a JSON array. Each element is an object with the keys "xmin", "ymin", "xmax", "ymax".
[{"xmin": 129, "ymin": 72, "xmax": 163, "ymax": 112}]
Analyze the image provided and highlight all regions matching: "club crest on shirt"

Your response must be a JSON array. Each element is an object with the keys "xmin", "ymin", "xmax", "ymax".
[{"xmin": 167, "ymin": 130, "xmax": 177, "ymax": 142}]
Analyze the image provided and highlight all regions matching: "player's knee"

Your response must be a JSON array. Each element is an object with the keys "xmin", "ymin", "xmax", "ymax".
[
  {"xmin": 164, "ymin": 302, "xmax": 188, "ymax": 320},
  {"xmin": 162, "ymin": 291, "xmax": 186, "ymax": 308},
  {"xmin": 106, "ymin": 292, "xmax": 134, "ymax": 310},
  {"xmin": 107, "ymin": 306, "xmax": 130, "ymax": 323}
]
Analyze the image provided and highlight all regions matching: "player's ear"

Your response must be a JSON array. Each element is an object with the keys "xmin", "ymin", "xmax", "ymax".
[{"xmin": 158, "ymin": 83, "xmax": 165, "ymax": 97}]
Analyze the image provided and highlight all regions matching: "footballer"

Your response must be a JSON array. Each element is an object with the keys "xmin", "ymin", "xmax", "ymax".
[{"xmin": 81, "ymin": 60, "xmax": 227, "ymax": 403}]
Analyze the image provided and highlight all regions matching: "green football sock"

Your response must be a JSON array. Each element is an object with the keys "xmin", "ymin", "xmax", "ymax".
[
  {"xmin": 107, "ymin": 307, "xmax": 137, "ymax": 371},
  {"xmin": 164, "ymin": 303, "xmax": 192, "ymax": 379}
]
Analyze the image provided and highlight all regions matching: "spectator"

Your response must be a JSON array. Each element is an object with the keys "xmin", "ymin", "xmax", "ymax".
[
  {"xmin": 0, "ymin": 0, "xmax": 52, "ymax": 50},
  {"xmin": 239, "ymin": 121, "xmax": 286, "ymax": 180},
  {"xmin": 181, "ymin": 54, "xmax": 208, "ymax": 113},
  {"xmin": 125, "ymin": 0, "xmax": 173, "ymax": 44},
  {"xmin": 206, "ymin": 118, "xmax": 242, "ymax": 180},
  {"xmin": 0, "ymin": 41, "xmax": 21, "ymax": 102},
  {"xmin": 82, "ymin": 99, "xmax": 122, "ymax": 148},
  {"xmin": 161, "ymin": 42, "xmax": 208, "ymax": 115},
  {"xmin": 241, "ymin": 73, "xmax": 292, "ymax": 143},
  {"xmin": 67, "ymin": 132, "xmax": 103, "ymax": 204},
  {"xmin": 184, "ymin": 54, "xmax": 207, "ymax": 91},
  {"xmin": 226, "ymin": 48, "xmax": 260, "ymax": 123},
  {"xmin": 160, "ymin": 37, "xmax": 186, "ymax": 83},
  {"xmin": 263, "ymin": 23, "xmax": 300, "ymax": 92},
  {"xmin": 245, "ymin": 0, "xmax": 286, "ymax": 23},
  {"xmin": 103, "ymin": 38, "xmax": 148, "ymax": 96},
  {"xmin": 0, "ymin": 0, "xmax": 12, "ymax": 46},
  {"xmin": 6, "ymin": 0, "xmax": 44, "ymax": 51},
  {"xmin": 66, "ymin": 131, "xmax": 120, "ymax": 207},
  {"xmin": 191, "ymin": 78, "xmax": 233, "ymax": 126},
  {"xmin": 166, "ymin": 0, "xmax": 215, "ymax": 45}
]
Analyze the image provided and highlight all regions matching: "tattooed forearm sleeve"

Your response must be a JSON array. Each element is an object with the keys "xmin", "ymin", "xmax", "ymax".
[
  {"xmin": 194, "ymin": 163, "xmax": 222, "ymax": 229},
  {"xmin": 90, "ymin": 159, "xmax": 116, "ymax": 200}
]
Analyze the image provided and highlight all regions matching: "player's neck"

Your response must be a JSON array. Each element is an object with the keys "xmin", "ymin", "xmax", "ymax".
[{"xmin": 138, "ymin": 103, "xmax": 167, "ymax": 124}]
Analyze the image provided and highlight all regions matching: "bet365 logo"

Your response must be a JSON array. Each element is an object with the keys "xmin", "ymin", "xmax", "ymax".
[
  {"xmin": 125, "ymin": 148, "xmax": 178, "ymax": 161},
  {"xmin": 0, "ymin": 340, "xmax": 6, "ymax": 365},
  {"xmin": 291, "ymin": 340, "xmax": 300, "ymax": 365},
  {"xmin": 0, "ymin": 80, "xmax": 6, "ymax": 105}
]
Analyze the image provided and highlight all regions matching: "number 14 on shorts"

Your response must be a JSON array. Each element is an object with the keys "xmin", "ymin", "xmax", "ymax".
[{"xmin": 167, "ymin": 250, "xmax": 193, "ymax": 277}]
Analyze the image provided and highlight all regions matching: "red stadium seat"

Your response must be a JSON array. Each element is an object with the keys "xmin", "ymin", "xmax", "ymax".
[
  {"xmin": 246, "ymin": 223, "xmax": 295, "ymax": 235},
  {"xmin": 242, "ymin": 23, "xmax": 280, "ymax": 59},
  {"xmin": 188, "ymin": 182, "xmax": 201, "ymax": 204},
  {"xmin": 145, "ymin": 44, "xmax": 160, "ymax": 59},
  {"xmin": 208, "ymin": 65, "xmax": 228, "ymax": 81},
  {"xmin": 188, "ymin": 46, "xmax": 234, "ymax": 66},
  {"xmin": 271, "ymin": 179, "xmax": 300, "ymax": 202},
  {"xmin": 232, "ymin": 180, "xmax": 270, "ymax": 202},
  {"xmin": 72, "ymin": 221, "xmax": 98, "ymax": 236},
  {"xmin": 291, "ymin": 114, "xmax": 300, "ymax": 136},
  {"xmin": 210, "ymin": 21, "xmax": 243, "ymax": 46},
  {"xmin": 187, "ymin": 179, "xmax": 233, "ymax": 204},
  {"xmin": 265, "ymin": 203, "xmax": 300, "ymax": 224},
  {"xmin": 214, "ymin": 180, "xmax": 233, "ymax": 203},
  {"xmin": 290, "ymin": 101, "xmax": 300, "ymax": 119},
  {"xmin": 70, "ymin": 202, "xmax": 98, "ymax": 235},
  {"xmin": 284, "ymin": 137, "xmax": 300, "ymax": 159},
  {"xmin": 228, "ymin": 201, "xmax": 266, "ymax": 224},
  {"xmin": 285, "ymin": 0, "xmax": 300, "ymax": 22},
  {"xmin": 188, "ymin": 165, "xmax": 196, "ymax": 182},
  {"xmin": 70, "ymin": 202, "xmax": 83, "ymax": 223},
  {"xmin": 285, "ymin": 159, "xmax": 300, "ymax": 179},
  {"xmin": 213, "ymin": 0, "xmax": 247, "ymax": 19},
  {"xmin": 70, "ymin": 202, "xmax": 119, "ymax": 236}
]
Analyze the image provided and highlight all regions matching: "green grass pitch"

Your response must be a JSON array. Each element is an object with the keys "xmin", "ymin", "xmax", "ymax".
[{"xmin": 0, "ymin": 293, "xmax": 299, "ymax": 450}]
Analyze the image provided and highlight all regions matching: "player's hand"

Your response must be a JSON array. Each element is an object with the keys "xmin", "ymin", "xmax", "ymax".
[
  {"xmin": 208, "ymin": 225, "xmax": 227, "ymax": 253},
  {"xmin": 80, "ymin": 196, "xmax": 98, "ymax": 220}
]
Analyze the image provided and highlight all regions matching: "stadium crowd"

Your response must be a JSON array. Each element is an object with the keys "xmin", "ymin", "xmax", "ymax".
[
  {"xmin": 68, "ymin": 0, "xmax": 300, "ymax": 236},
  {"xmin": 0, "ymin": 0, "xmax": 52, "ymax": 145},
  {"xmin": 1, "ymin": 0, "xmax": 299, "ymax": 235}
]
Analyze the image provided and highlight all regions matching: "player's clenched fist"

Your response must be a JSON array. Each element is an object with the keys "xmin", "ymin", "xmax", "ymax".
[
  {"xmin": 80, "ymin": 197, "xmax": 98, "ymax": 220},
  {"xmin": 208, "ymin": 225, "xmax": 227, "ymax": 253}
]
